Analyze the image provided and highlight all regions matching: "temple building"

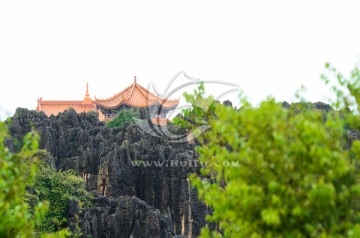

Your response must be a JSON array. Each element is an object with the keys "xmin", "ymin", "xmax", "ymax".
[
  {"xmin": 36, "ymin": 77, "xmax": 179, "ymax": 125},
  {"xmin": 95, "ymin": 76, "xmax": 179, "ymax": 125},
  {"xmin": 36, "ymin": 83, "xmax": 103, "ymax": 119}
]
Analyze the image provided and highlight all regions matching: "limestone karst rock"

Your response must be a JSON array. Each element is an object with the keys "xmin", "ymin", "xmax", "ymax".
[{"xmin": 8, "ymin": 108, "xmax": 208, "ymax": 238}]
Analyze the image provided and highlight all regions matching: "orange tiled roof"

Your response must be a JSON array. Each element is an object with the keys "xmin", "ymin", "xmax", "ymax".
[
  {"xmin": 95, "ymin": 77, "xmax": 179, "ymax": 109},
  {"xmin": 36, "ymin": 83, "xmax": 105, "ymax": 120},
  {"xmin": 37, "ymin": 100, "xmax": 95, "ymax": 116}
]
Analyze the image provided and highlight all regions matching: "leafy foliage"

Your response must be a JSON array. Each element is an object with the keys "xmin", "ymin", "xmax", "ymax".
[
  {"xmin": 2, "ymin": 109, "xmax": 92, "ymax": 236},
  {"xmin": 106, "ymin": 108, "xmax": 141, "ymax": 128},
  {"xmin": 179, "ymin": 63, "xmax": 360, "ymax": 237},
  {"xmin": 28, "ymin": 151, "xmax": 92, "ymax": 234},
  {"xmin": 321, "ymin": 62, "xmax": 360, "ymax": 111},
  {"xmin": 0, "ymin": 122, "xmax": 39, "ymax": 237},
  {"xmin": 0, "ymin": 123, "xmax": 70, "ymax": 237},
  {"xmin": 173, "ymin": 82, "xmax": 217, "ymax": 139}
]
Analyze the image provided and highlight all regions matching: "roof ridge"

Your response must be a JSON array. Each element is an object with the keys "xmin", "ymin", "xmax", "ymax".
[
  {"xmin": 39, "ymin": 100, "xmax": 83, "ymax": 104},
  {"xmin": 136, "ymin": 83, "xmax": 161, "ymax": 101},
  {"xmin": 95, "ymin": 84, "xmax": 133, "ymax": 102},
  {"xmin": 134, "ymin": 84, "xmax": 156, "ymax": 105},
  {"xmin": 134, "ymin": 83, "xmax": 180, "ymax": 108},
  {"xmin": 124, "ymin": 81, "xmax": 137, "ymax": 102}
]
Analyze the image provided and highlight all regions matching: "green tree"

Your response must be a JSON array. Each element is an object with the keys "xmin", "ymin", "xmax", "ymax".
[
  {"xmin": 173, "ymin": 82, "xmax": 217, "ymax": 139},
  {"xmin": 181, "ymin": 64, "xmax": 360, "ymax": 237},
  {"xmin": 0, "ymin": 122, "xmax": 70, "ymax": 237},
  {"xmin": 0, "ymin": 122, "xmax": 71, "ymax": 238},
  {"xmin": 0, "ymin": 122, "xmax": 40, "ymax": 237},
  {"xmin": 28, "ymin": 152, "xmax": 92, "ymax": 234},
  {"xmin": 106, "ymin": 108, "xmax": 141, "ymax": 128}
]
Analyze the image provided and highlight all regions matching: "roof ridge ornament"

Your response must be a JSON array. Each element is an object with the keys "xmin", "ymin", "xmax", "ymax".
[
  {"xmin": 82, "ymin": 82, "xmax": 93, "ymax": 104},
  {"xmin": 85, "ymin": 82, "xmax": 90, "ymax": 98},
  {"xmin": 134, "ymin": 76, "xmax": 137, "ymax": 84}
]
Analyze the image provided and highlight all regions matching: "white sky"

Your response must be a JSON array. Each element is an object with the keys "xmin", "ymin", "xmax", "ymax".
[{"xmin": 1, "ymin": 1, "xmax": 360, "ymax": 120}]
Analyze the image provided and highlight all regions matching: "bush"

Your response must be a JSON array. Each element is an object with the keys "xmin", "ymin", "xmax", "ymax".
[
  {"xmin": 106, "ymin": 108, "xmax": 141, "ymax": 128},
  {"xmin": 28, "ymin": 151, "xmax": 92, "ymax": 234}
]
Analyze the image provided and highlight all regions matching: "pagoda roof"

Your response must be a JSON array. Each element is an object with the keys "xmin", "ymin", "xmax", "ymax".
[
  {"xmin": 95, "ymin": 77, "xmax": 179, "ymax": 109},
  {"xmin": 36, "ymin": 83, "xmax": 105, "ymax": 120},
  {"xmin": 36, "ymin": 99, "xmax": 96, "ymax": 115}
]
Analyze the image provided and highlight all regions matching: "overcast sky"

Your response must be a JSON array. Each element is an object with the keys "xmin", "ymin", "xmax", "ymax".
[{"xmin": 1, "ymin": 1, "xmax": 360, "ymax": 120}]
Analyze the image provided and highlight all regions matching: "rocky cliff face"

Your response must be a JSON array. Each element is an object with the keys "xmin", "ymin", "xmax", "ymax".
[
  {"xmin": 8, "ymin": 108, "xmax": 209, "ymax": 238},
  {"xmin": 8, "ymin": 102, "xmax": 342, "ymax": 237}
]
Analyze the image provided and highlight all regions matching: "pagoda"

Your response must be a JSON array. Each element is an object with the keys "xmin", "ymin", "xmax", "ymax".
[
  {"xmin": 36, "ymin": 77, "xmax": 179, "ymax": 125},
  {"xmin": 94, "ymin": 76, "xmax": 179, "ymax": 125}
]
